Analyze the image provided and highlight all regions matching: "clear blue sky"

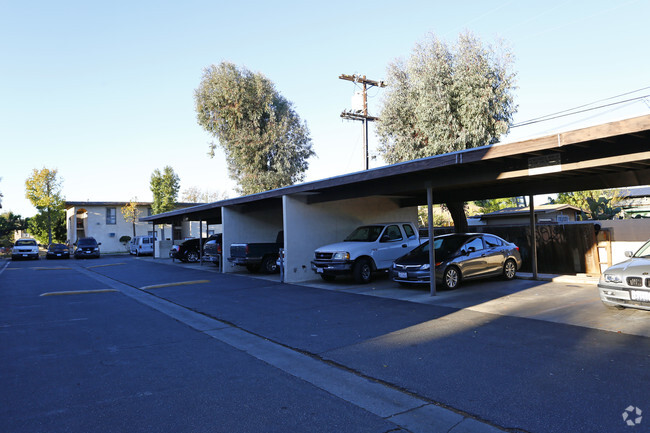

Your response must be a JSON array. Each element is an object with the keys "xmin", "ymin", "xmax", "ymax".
[{"xmin": 2, "ymin": 0, "xmax": 649, "ymax": 217}]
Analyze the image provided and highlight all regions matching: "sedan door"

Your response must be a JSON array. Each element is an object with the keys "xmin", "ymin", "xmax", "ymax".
[
  {"xmin": 482, "ymin": 235, "xmax": 508, "ymax": 275},
  {"xmin": 456, "ymin": 236, "xmax": 488, "ymax": 278}
]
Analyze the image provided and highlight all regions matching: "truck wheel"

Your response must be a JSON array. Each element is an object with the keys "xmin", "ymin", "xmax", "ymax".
[
  {"xmin": 353, "ymin": 258, "xmax": 372, "ymax": 284},
  {"xmin": 320, "ymin": 274, "xmax": 336, "ymax": 282},
  {"xmin": 261, "ymin": 255, "xmax": 278, "ymax": 274}
]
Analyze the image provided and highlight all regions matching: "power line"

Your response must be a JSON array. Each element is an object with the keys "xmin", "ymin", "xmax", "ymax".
[{"xmin": 511, "ymin": 90, "xmax": 650, "ymax": 128}]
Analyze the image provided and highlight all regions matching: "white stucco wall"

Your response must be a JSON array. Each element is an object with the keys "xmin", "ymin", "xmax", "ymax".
[
  {"xmin": 66, "ymin": 204, "xmax": 156, "ymax": 253},
  {"xmin": 221, "ymin": 204, "xmax": 283, "ymax": 273},
  {"xmin": 596, "ymin": 219, "xmax": 650, "ymax": 265},
  {"xmin": 282, "ymin": 195, "xmax": 419, "ymax": 283}
]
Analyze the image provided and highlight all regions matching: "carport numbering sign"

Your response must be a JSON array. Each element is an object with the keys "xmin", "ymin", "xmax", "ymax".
[{"xmin": 528, "ymin": 153, "xmax": 562, "ymax": 176}]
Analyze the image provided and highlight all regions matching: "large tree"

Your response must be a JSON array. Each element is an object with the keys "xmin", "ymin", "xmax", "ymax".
[
  {"xmin": 377, "ymin": 32, "xmax": 517, "ymax": 232},
  {"xmin": 150, "ymin": 166, "xmax": 180, "ymax": 215},
  {"xmin": 195, "ymin": 62, "xmax": 315, "ymax": 195},
  {"xmin": 24, "ymin": 168, "xmax": 64, "ymax": 244}
]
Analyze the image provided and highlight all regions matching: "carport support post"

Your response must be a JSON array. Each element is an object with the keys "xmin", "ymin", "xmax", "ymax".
[
  {"xmin": 152, "ymin": 222, "xmax": 156, "ymax": 260},
  {"xmin": 529, "ymin": 195, "xmax": 538, "ymax": 279},
  {"xmin": 199, "ymin": 220, "xmax": 203, "ymax": 265},
  {"xmin": 427, "ymin": 186, "xmax": 437, "ymax": 296}
]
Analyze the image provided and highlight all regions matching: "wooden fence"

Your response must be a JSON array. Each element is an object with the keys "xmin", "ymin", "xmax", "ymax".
[{"xmin": 424, "ymin": 223, "xmax": 600, "ymax": 275}]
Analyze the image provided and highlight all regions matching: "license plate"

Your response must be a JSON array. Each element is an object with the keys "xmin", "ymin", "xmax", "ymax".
[
  {"xmin": 316, "ymin": 267, "xmax": 323, "ymax": 273},
  {"xmin": 22, "ymin": 254, "xmax": 28, "ymax": 257},
  {"xmin": 56, "ymin": 253, "xmax": 61, "ymax": 256},
  {"xmin": 398, "ymin": 272, "xmax": 408, "ymax": 279},
  {"xmin": 630, "ymin": 290, "xmax": 650, "ymax": 302}
]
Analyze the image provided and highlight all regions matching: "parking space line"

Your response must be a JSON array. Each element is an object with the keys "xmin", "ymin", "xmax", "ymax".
[
  {"xmin": 40, "ymin": 289, "xmax": 118, "ymax": 297},
  {"xmin": 85, "ymin": 263, "xmax": 127, "ymax": 269},
  {"xmin": 34, "ymin": 267, "xmax": 72, "ymax": 271},
  {"xmin": 140, "ymin": 280, "xmax": 210, "ymax": 290}
]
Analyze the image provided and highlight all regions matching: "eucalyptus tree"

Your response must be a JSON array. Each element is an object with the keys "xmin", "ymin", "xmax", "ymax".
[
  {"xmin": 195, "ymin": 62, "xmax": 314, "ymax": 195},
  {"xmin": 377, "ymin": 32, "xmax": 517, "ymax": 231}
]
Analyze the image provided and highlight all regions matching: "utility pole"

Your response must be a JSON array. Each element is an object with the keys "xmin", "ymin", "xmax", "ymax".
[{"xmin": 339, "ymin": 74, "xmax": 386, "ymax": 170}]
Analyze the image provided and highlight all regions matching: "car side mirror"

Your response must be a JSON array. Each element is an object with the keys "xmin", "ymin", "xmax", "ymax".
[
  {"xmin": 625, "ymin": 251, "xmax": 633, "ymax": 257},
  {"xmin": 380, "ymin": 235, "xmax": 391, "ymax": 242},
  {"xmin": 468, "ymin": 246, "xmax": 476, "ymax": 253},
  {"xmin": 98, "ymin": 242, "xmax": 102, "ymax": 246}
]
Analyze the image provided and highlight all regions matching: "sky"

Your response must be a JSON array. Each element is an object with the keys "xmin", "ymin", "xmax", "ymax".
[{"xmin": 1, "ymin": 0, "xmax": 649, "ymax": 218}]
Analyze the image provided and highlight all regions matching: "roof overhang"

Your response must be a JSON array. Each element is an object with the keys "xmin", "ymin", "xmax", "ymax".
[{"xmin": 142, "ymin": 114, "xmax": 650, "ymax": 224}]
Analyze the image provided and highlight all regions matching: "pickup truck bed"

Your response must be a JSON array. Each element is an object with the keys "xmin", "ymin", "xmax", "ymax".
[{"xmin": 228, "ymin": 231, "xmax": 284, "ymax": 274}]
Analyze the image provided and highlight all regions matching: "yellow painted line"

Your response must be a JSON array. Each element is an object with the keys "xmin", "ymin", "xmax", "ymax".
[
  {"xmin": 86, "ymin": 263, "xmax": 127, "ymax": 269},
  {"xmin": 34, "ymin": 267, "xmax": 72, "ymax": 271},
  {"xmin": 40, "ymin": 289, "xmax": 118, "ymax": 297},
  {"xmin": 141, "ymin": 280, "xmax": 210, "ymax": 290}
]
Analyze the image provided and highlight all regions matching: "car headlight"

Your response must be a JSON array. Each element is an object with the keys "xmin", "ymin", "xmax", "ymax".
[
  {"xmin": 332, "ymin": 252, "xmax": 350, "ymax": 260},
  {"xmin": 419, "ymin": 264, "xmax": 430, "ymax": 270},
  {"xmin": 604, "ymin": 274, "xmax": 622, "ymax": 283}
]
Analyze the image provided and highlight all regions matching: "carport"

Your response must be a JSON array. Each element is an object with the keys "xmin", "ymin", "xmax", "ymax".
[{"xmin": 142, "ymin": 114, "xmax": 650, "ymax": 294}]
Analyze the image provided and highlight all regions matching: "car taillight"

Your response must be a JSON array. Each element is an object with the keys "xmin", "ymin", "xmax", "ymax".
[
  {"xmin": 218, "ymin": 244, "xmax": 222, "ymax": 254},
  {"xmin": 246, "ymin": 245, "xmax": 249, "ymax": 254}
]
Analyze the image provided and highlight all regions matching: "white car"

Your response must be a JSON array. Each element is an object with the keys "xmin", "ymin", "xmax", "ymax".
[
  {"xmin": 311, "ymin": 223, "xmax": 421, "ymax": 283},
  {"xmin": 12, "ymin": 238, "xmax": 40, "ymax": 260},
  {"xmin": 598, "ymin": 239, "xmax": 650, "ymax": 311}
]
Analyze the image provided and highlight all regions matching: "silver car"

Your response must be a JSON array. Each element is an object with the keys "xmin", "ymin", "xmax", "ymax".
[
  {"xmin": 392, "ymin": 233, "xmax": 522, "ymax": 289},
  {"xmin": 598, "ymin": 239, "xmax": 650, "ymax": 311}
]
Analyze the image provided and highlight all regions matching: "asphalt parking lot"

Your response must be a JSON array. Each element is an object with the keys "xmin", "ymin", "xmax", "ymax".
[{"xmin": 4, "ymin": 255, "xmax": 649, "ymax": 433}]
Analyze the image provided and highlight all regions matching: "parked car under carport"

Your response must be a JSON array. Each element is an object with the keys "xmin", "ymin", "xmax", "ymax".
[
  {"xmin": 598, "ymin": 239, "xmax": 650, "ymax": 311},
  {"xmin": 391, "ymin": 233, "xmax": 522, "ymax": 290}
]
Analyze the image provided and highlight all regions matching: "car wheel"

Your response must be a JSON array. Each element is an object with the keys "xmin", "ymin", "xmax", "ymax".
[
  {"xmin": 185, "ymin": 250, "xmax": 199, "ymax": 263},
  {"xmin": 320, "ymin": 274, "xmax": 336, "ymax": 282},
  {"xmin": 353, "ymin": 258, "xmax": 373, "ymax": 284},
  {"xmin": 443, "ymin": 266, "xmax": 460, "ymax": 290},
  {"xmin": 261, "ymin": 255, "xmax": 278, "ymax": 274},
  {"xmin": 503, "ymin": 259, "xmax": 517, "ymax": 280}
]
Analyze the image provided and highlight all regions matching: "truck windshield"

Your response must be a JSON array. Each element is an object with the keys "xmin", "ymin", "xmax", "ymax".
[{"xmin": 344, "ymin": 226, "xmax": 384, "ymax": 242}]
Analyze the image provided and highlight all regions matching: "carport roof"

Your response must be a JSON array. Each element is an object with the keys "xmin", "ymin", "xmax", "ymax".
[{"xmin": 141, "ymin": 114, "xmax": 650, "ymax": 225}]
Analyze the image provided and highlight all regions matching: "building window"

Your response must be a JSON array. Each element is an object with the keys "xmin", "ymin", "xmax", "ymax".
[
  {"xmin": 147, "ymin": 207, "xmax": 153, "ymax": 216},
  {"xmin": 106, "ymin": 207, "xmax": 116, "ymax": 225}
]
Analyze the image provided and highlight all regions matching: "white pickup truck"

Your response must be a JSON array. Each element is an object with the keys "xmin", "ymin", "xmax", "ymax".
[{"xmin": 311, "ymin": 222, "xmax": 421, "ymax": 283}]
